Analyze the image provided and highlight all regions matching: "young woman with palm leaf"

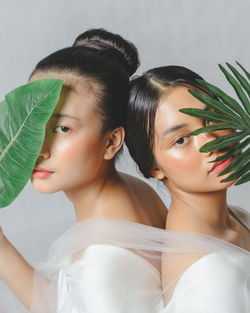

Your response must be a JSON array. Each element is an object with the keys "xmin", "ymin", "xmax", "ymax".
[
  {"xmin": 0, "ymin": 29, "xmax": 167, "ymax": 313},
  {"xmin": 126, "ymin": 64, "xmax": 250, "ymax": 312}
]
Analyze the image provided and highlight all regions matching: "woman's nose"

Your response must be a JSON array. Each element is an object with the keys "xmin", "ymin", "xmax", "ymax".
[
  {"xmin": 39, "ymin": 143, "xmax": 50, "ymax": 159},
  {"xmin": 199, "ymin": 121, "xmax": 233, "ymax": 148},
  {"xmin": 197, "ymin": 131, "xmax": 218, "ymax": 152},
  {"xmin": 38, "ymin": 134, "xmax": 51, "ymax": 159}
]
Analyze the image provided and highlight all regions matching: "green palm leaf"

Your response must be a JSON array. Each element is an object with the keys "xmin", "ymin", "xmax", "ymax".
[
  {"xmin": 208, "ymin": 138, "xmax": 250, "ymax": 163},
  {"xmin": 218, "ymin": 148, "xmax": 250, "ymax": 176},
  {"xmin": 199, "ymin": 131, "xmax": 247, "ymax": 152},
  {"xmin": 236, "ymin": 61, "xmax": 250, "ymax": 80},
  {"xmin": 179, "ymin": 108, "xmax": 235, "ymax": 124},
  {"xmin": 219, "ymin": 64, "xmax": 250, "ymax": 114},
  {"xmin": 179, "ymin": 62, "xmax": 250, "ymax": 185},
  {"xmin": 189, "ymin": 124, "xmax": 236, "ymax": 136},
  {"xmin": 195, "ymin": 79, "xmax": 249, "ymax": 123},
  {"xmin": 188, "ymin": 89, "xmax": 243, "ymax": 123},
  {"xmin": 221, "ymin": 162, "xmax": 250, "ymax": 184},
  {"xmin": 0, "ymin": 79, "xmax": 63, "ymax": 208},
  {"xmin": 225, "ymin": 63, "xmax": 250, "ymax": 98},
  {"xmin": 234, "ymin": 172, "xmax": 250, "ymax": 185}
]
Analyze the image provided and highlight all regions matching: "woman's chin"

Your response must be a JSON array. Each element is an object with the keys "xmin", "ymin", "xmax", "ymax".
[{"xmin": 30, "ymin": 182, "xmax": 58, "ymax": 194}]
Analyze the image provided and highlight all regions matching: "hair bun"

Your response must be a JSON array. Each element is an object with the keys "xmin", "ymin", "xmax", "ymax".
[{"xmin": 73, "ymin": 28, "xmax": 139, "ymax": 76}]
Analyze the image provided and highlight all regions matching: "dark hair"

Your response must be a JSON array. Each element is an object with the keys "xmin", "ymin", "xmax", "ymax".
[
  {"xmin": 31, "ymin": 28, "xmax": 140, "ymax": 138},
  {"xmin": 125, "ymin": 65, "xmax": 210, "ymax": 178}
]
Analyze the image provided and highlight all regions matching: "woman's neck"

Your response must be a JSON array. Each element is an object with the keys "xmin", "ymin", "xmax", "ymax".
[
  {"xmin": 166, "ymin": 187, "xmax": 232, "ymax": 235},
  {"xmin": 65, "ymin": 165, "xmax": 120, "ymax": 222}
]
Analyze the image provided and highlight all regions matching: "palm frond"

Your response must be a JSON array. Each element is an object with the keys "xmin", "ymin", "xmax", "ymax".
[
  {"xmin": 225, "ymin": 63, "xmax": 250, "ymax": 97},
  {"xmin": 180, "ymin": 108, "xmax": 234, "ymax": 124},
  {"xmin": 236, "ymin": 61, "xmax": 250, "ymax": 81},
  {"xmin": 209, "ymin": 138, "xmax": 250, "ymax": 163},
  {"xmin": 179, "ymin": 62, "xmax": 250, "ymax": 186},
  {"xmin": 218, "ymin": 148, "xmax": 250, "ymax": 176},
  {"xmin": 219, "ymin": 64, "xmax": 250, "ymax": 114},
  {"xmin": 199, "ymin": 132, "xmax": 246, "ymax": 152},
  {"xmin": 221, "ymin": 162, "xmax": 250, "ymax": 183}
]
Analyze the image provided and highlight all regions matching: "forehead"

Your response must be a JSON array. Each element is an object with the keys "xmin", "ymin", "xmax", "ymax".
[
  {"xmin": 159, "ymin": 85, "xmax": 204, "ymax": 109},
  {"xmin": 29, "ymin": 70, "xmax": 102, "ymax": 105},
  {"xmin": 155, "ymin": 86, "xmax": 205, "ymax": 129}
]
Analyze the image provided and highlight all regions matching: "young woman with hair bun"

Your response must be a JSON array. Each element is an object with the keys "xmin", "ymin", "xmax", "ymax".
[{"xmin": 0, "ymin": 29, "xmax": 167, "ymax": 313}]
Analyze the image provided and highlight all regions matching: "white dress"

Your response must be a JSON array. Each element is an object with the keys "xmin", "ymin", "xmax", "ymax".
[
  {"xmin": 56, "ymin": 244, "xmax": 164, "ymax": 313},
  {"xmin": 30, "ymin": 218, "xmax": 166, "ymax": 313},
  {"xmin": 161, "ymin": 250, "xmax": 249, "ymax": 313},
  {"xmin": 160, "ymin": 206, "xmax": 250, "ymax": 313},
  {"xmin": 29, "ymin": 206, "xmax": 249, "ymax": 313},
  {"xmin": 0, "ymin": 207, "xmax": 249, "ymax": 313},
  {"xmin": 56, "ymin": 244, "xmax": 249, "ymax": 313}
]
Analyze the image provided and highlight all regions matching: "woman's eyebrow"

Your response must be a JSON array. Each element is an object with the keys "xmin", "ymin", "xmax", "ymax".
[
  {"xmin": 51, "ymin": 113, "xmax": 80, "ymax": 121},
  {"xmin": 162, "ymin": 123, "xmax": 188, "ymax": 136}
]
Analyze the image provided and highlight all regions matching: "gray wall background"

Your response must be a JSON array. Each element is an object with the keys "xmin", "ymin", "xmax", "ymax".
[{"xmin": 0, "ymin": 0, "xmax": 249, "ymax": 309}]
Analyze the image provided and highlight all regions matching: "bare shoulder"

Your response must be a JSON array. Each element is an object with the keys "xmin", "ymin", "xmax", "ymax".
[
  {"xmin": 119, "ymin": 172, "xmax": 162, "ymax": 200},
  {"xmin": 118, "ymin": 172, "xmax": 167, "ymax": 227},
  {"xmin": 119, "ymin": 172, "xmax": 155, "ymax": 191}
]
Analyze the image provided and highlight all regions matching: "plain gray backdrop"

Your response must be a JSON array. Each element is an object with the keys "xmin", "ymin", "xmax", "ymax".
[{"xmin": 0, "ymin": 0, "xmax": 249, "ymax": 310}]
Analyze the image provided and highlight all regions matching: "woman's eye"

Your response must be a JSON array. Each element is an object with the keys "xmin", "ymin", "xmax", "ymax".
[
  {"xmin": 175, "ymin": 137, "xmax": 188, "ymax": 146},
  {"xmin": 54, "ymin": 126, "xmax": 70, "ymax": 134}
]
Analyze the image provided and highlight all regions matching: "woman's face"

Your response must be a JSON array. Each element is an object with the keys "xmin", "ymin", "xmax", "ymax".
[
  {"xmin": 29, "ymin": 71, "xmax": 108, "ymax": 194},
  {"xmin": 152, "ymin": 85, "xmax": 235, "ymax": 193}
]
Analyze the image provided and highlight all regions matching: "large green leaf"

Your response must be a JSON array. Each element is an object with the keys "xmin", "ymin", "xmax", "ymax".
[
  {"xmin": 0, "ymin": 79, "xmax": 63, "ymax": 208},
  {"xmin": 179, "ymin": 62, "xmax": 250, "ymax": 185}
]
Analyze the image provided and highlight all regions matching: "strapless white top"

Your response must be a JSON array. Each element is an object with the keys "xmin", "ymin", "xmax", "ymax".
[
  {"xmin": 1, "ymin": 208, "xmax": 249, "ymax": 313},
  {"xmin": 161, "ymin": 250, "xmax": 250, "ymax": 313},
  {"xmin": 48, "ymin": 208, "xmax": 250, "ymax": 313},
  {"xmin": 57, "ymin": 244, "xmax": 164, "ymax": 313},
  {"xmin": 56, "ymin": 239, "xmax": 250, "ymax": 313}
]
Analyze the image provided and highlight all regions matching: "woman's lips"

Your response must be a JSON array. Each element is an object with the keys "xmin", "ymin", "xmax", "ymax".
[
  {"xmin": 209, "ymin": 157, "xmax": 233, "ymax": 174},
  {"xmin": 32, "ymin": 167, "xmax": 54, "ymax": 178}
]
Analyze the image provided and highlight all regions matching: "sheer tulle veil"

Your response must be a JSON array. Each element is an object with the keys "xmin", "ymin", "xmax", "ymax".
[{"xmin": 28, "ymin": 215, "xmax": 249, "ymax": 313}]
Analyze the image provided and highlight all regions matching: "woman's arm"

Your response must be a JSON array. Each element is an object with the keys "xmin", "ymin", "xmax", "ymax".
[{"xmin": 0, "ymin": 227, "xmax": 34, "ymax": 309}]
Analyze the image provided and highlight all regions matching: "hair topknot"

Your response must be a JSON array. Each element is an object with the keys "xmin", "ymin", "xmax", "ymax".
[{"xmin": 73, "ymin": 28, "xmax": 139, "ymax": 76}]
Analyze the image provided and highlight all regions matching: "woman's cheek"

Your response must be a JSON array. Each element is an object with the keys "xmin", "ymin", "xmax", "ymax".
[
  {"xmin": 167, "ymin": 149, "xmax": 199, "ymax": 173},
  {"xmin": 52, "ymin": 139, "xmax": 75, "ymax": 160},
  {"xmin": 55, "ymin": 134, "xmax": 101, "ymax": 162}
]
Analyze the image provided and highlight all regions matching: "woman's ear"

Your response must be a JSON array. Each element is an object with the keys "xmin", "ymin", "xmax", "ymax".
[
  {"xmin": 151, "ymin": 166, "xmax": 165, "ymax": 180},
  {"xmin": 103, "ymin": 127, "xmax": 125, "ymax": 160}
]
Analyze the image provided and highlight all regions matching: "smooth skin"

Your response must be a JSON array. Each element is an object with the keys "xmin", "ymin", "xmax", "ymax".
[
  {"xmin": 151, "ymin": 86, "xmax": 250, "ymax": 297},
  {"xmin": 0, "ymin": 71, "xmax": 167, "ymax": 309}
]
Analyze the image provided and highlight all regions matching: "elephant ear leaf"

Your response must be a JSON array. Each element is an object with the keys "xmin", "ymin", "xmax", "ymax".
[
  {"xmin": 0, "ymin": 78, "xmax": 63, "ymax": 208},
  {"xmin": 179, "ymin": 62, "xmax": 250, "ymax": 186}
]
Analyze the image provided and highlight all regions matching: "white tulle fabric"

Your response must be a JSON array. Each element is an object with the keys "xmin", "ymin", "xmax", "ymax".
[
  {"xmin": 0, "ymin": 207, "xmax": 249, "ymax": 313},
  {"xmin": 28, "ymin": 207, "xmax": 250, "ymax": 313}
]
